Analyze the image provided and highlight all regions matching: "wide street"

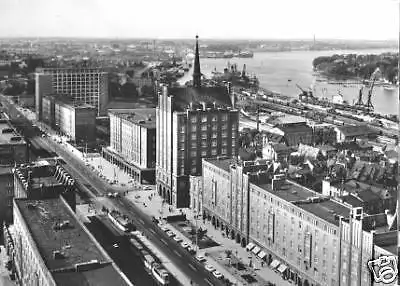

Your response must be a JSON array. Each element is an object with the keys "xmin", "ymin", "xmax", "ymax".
[{"xmin": 0, "ymin": 94, "xmax": 225, "ymax": 286}]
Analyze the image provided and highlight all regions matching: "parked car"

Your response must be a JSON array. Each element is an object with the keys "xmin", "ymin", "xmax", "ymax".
[
  {"xmin": 181, "ymin": 242, "xmax": 190, "ymax": 249},
  {"xmin": 166, "ymin": 231, "xmax": 175, "ymax": 237},
  {"xmin": 173, "ymin": 236, "xmax": 183, "ymax": 243},
  {"xmin": 195, "ymin": 255, "xmax": 206, "ymax": 263},
  {"xmin": 212, "ymin": 270, "xmax": 223, "ymax": 279},
  {"xmin": 205, "ymin": 264, "xmax": 215, "ymax": 272},
  {"xmin": 187, "ymin": 246, "xmax": 196, "ymax": 254},
  {"xmin": 152, "ymin": 216, "xmax": 159, "ymax": 224}
]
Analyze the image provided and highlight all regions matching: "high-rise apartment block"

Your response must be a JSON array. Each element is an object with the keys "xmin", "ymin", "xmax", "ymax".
[
  {"xmin": 156, "ymin": 36, "xmax": 239, "ymax": 208},
  {"xmin": 35, "ymin": 68, "xmax": 109, "ymax": 117},
  {"xmin": 102, "ymin": 108, "xmax": 156, "ymax": 184}
]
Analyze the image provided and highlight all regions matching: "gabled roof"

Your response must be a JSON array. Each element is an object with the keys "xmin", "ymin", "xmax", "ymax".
[
  {"xmin": 336, "ymin": 125, "xmax": 378, "ymax": 137},
  {"xmin": 298, "ymin": 143, "xmax": 321, "ymax": 160},
  {"xmin": 168, "ymin": 86, "xmax": 232, "ymax": 112},
  {"xmin": 271, "ymin": 143, "xmax": 291, "ymax": 152}
]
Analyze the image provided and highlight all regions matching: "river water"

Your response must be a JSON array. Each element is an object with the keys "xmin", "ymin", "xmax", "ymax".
[{"xmin": 179, "ymin": 49, "xmax": 398, "ymax": 115}]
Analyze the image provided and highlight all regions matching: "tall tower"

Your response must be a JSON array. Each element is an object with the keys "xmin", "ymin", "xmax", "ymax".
[{"xmin": 193, "ymin": 35, "xmax": 201, "ymax": 88}]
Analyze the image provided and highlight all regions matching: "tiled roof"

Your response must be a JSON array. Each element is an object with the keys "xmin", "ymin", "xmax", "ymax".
[{"xmin": 167, "ymin": 86, "xmax": 232, "ymax": 111}]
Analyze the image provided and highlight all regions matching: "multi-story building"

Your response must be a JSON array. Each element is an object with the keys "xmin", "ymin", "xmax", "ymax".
[
  {"xmin": 35, "ymin": 73, "xmax": 52, "ymax": 120},
  {"xmin": 35, "ymin": 67, "xmax": 109, "ymax": 117},
  {"xmin": 0, "ymin": 166, "xmax": 13, "ymax": 224},
  {"xmin": 102, "ymin": 108, "xmax": 156, "ymax": 184},
  {"xmin": 156, "ymin": 35, "xmax": 239, "ymax": 208},
  {"xmin": 54, "ymin": 97, "xmax": 96, "ymax": 142},
  {"xmin": 334, "ymin": 125, "xmax": 379, "ymax": 143},
  {"xmin": 13, "ymin": 159, "xmax": 76, "ymax": 211},
  {"xmin": 0, "ymin": 119, "xmax": 28, "ymax": 165},
  {"xmin": 42, "ymin": 94, "xmax": 69, "ymax": 128},
  {"xmin": 202, "ymin": 158, "xmax": 397, "ymax": 286},
  {"xmin": 11, "ymin": 197, "xmax": 132, "ymax": 286}
]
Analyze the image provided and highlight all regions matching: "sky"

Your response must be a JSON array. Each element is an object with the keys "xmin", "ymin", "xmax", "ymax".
[{"xmin": 0, "ymin": 0, "xmax": 398, "ymax": 40}]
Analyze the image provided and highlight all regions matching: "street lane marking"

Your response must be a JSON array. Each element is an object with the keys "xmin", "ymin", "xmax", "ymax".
[
  {"xmin": 189, "ymin": 264, "xmax": 197, "ymax": 271},
  {"xmin": 204, "ymin": 278, "xmax": 213, "ymax": 286},
  {"xmin": 173, "ymin": 250, "xmax": 182, "ymax": 257},
  {"xmin": 138, "ymin": 218, "xmax": 145, "ymax": 224},
  {"xmin": 161, "ymin": 239, "xmax": 168, "ymax": 245},
  {"xmin": 149, "ymin": 229, "xmax": 156, "ymax": 234}
]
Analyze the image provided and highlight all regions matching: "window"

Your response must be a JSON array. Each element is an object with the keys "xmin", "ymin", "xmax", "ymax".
[
  {"xmin": 221, "ymin": 148, "xmax": 227, "ymax": 155},
  {"xmin": 191, "ymin": 116, "xmax": 197, "ymax": 123},
  {"xmin": 211, "ymin": 140, "xmax": 217, "ymax": 147},
  {"xmin": 190, "ymin": 151, "xmax": 197, "ymax": 157},
  {"xmin": 211, "ymin": 149, "xmax": 217, "ymax": 155},
  {"xmin": 201, "ymin": 151, "xmax": 207, "ymax": 156},
  {"xmin": 191, "ymin": 125, "xmax": 197, "ymax": 132},
  {"xmin": 191, "ymin": 134, "xmax": 196, "ymax": 140},
  {"xmin": 201, "ymin": 115, "xmax": 207, "ymax": 122},
  {"xmin": 212, "ymin": 115, "xmax": 217, "ymax": 122},
  {"xmin": 222, "ymin": 114, "xmax": 228, "ymax": 121},
  {"xmin": 201, "ymin": 125, "xmax": 207, "ymax": 131}
]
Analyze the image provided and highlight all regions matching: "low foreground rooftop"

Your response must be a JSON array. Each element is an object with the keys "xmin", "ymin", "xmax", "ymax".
[{"xmin": 15, "ymin": 198, "xmax": 130, "ymax": 286}]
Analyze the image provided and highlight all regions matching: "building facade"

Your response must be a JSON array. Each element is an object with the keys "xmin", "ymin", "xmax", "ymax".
[
  {"xmin": 201, "ymin": 158, "xmax": 396, "ymax": 286},
  {"xmin": 102, "ymin": 108, "xmax": 156, "ymax": 184},
  {"xmin": 52, "ymin": 98, "xmax": 96, "ymax": 142},
  {"xmin": 156, "ymin": 35, "xmax": 239, "ymax": 208},
  {"xmin": 35, "ymin": 68, "xmax": 109, "ymax": 117},
  {"xmin": 35, "ymin": 73, "xmax": 52, "ymax": 120},
  {"xmin": 0, "ymin": 119, "xmax": 28, "ymax": 165},
  {"xmin": 0, "ymin": 166, "xmax": 13, "ymax": 224}
]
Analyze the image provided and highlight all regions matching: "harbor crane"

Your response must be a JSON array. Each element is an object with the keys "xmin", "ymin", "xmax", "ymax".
[
  {"xmin": 354, "ymin": 86, "xmax": 364, "ymax": 107},
  {"xmin": 296, "ymin": 84, "xmax": 313, "ymax": 101},
  {"xmin": 365, "ymin": 68, "xmax": 381, "ymax": 112}
]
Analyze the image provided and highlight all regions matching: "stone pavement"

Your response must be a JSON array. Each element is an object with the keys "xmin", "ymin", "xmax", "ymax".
[
  {"xmin": 126, "ymin": 191, "xmax": 292, "ymax": 286},
  {"xmin": 0, "ymin": 246, "xmax": 16, "ymax": 286}
]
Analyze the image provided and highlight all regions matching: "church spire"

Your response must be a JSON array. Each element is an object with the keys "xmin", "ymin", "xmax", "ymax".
[{"xmin": 193, "ymin": 34, "xmax": 201, "ymax": 88}]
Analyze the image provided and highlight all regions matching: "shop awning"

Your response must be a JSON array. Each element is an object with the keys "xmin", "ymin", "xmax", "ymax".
[
  {"xmin": 246, "ymin": 242, "xmax": 255, "ymax": 251},
  {"xmin": 252, "ymin": 246, "xmax": 261, "ymax": 254},
  {"xmin": 257, "ymin": 251, "xmax": 267, "ymax": 259},
  {"xmin": 278, "ymin": 264, "xmax": 288, "ymax": 273},
  {"xmin": 270, "ymin": 259, "xmax": 280, "ymax": 269}
]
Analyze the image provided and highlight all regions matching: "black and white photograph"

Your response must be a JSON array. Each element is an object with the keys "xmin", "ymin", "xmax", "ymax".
[{"xmin": 0, "ymin": 0, "xmax": 398, "ymax": 286}]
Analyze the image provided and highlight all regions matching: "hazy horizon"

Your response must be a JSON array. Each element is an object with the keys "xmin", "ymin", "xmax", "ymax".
[{"xmin": 0, "ymin": 0, "xmax": 398, "ymax": 40}]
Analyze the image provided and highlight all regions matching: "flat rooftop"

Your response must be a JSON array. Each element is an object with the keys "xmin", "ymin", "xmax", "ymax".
[
  {"xmin": 109, "ymin": 108, "xmax": 156, "ymax": 128},
  {"xmin": 15, "ymin": 198, "xmax": 129, "ymax": 286},
  {"xmin": 206, "ymin": 158, "xmax": 350, "ymax": 225},
  {"xmin": 204, "ymin": 157, "xmax": 236, "ymax": 173},
  {"xmin": 0, "ymin": 120, "xmax": 25, "ymax": 145},
  {"xmin": 206, "ymin": 158, "xmax": 351, "ymax": 226},
  {"xmin": 257, "ymin": 181, "xmax": 351, "ymax": 226}
]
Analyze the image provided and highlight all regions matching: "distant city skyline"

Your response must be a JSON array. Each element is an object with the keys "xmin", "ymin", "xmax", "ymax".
[{"xmin": 0, "ymin": 0, "xmax": 398, "ymax": 40}]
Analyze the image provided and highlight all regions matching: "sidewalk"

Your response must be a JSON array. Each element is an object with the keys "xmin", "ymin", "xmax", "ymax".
[
  {"xmin": 0, "ymin": 246, "xmax": 16, "ymax": 286},
  {"xmin": 125, "ymin": 191, "xmax": 291, "ymax": 286}
]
